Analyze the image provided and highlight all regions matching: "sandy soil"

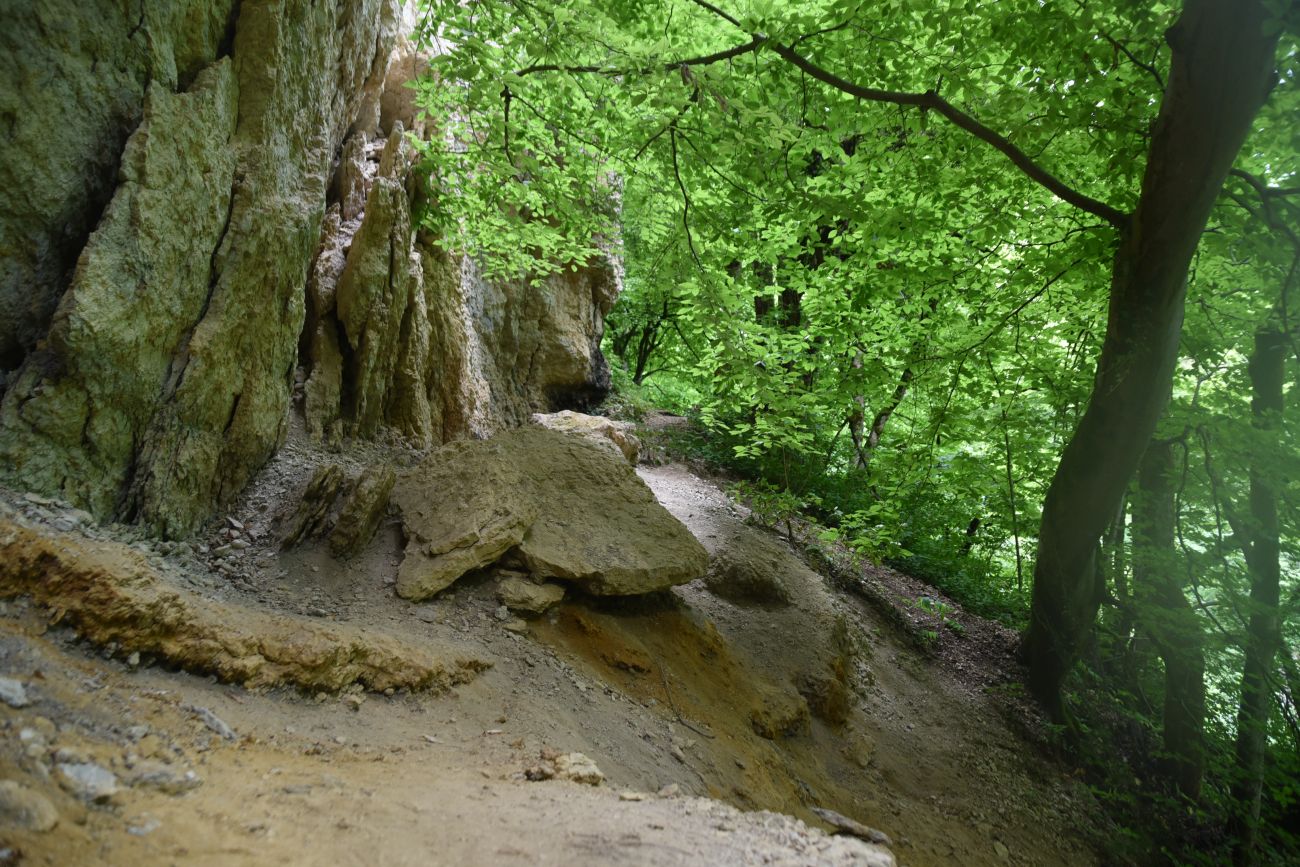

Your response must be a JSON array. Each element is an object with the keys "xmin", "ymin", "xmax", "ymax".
[{"xmin": 0, "ymin": 422, "xmax": 1108, "ymax": 866}]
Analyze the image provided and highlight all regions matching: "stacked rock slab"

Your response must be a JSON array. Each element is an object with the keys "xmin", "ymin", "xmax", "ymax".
[{"xmin": 393, "ymin": 428, "xmax": 708, "ymax": 601}]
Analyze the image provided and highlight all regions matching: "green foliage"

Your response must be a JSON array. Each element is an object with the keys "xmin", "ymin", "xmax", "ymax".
[{"xmin": 412, "ymin": 1, "xmax": 1299, "ymax": 860}]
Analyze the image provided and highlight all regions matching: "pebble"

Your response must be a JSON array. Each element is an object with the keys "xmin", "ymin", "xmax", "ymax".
[
  {"xmin": 56, "ymin": 762, "xmax": 119, "ymax": 802},
  {"xmin": 994, "ymin": 840, "xmax": 1010, "ymax": 860},
  {"xmin": 128, "ymin": 816, "xmax": 162, "ymax": 836},
  {"xmin": 619, "ymin": 790, "xmax": 647, "ymax": 801},
  {"xmin": 0, "ymin": 677, "xmax": 31, "ymax": 709},
  {"xmin": 657, "ymin": 783, "xmax": 681, "ymax": 798},
  {"xmin": 183, "ymin": 705, "xmax": 237, "ymax": 741},
  {"xmin": 0, "ymin": 780, "xmax": 59, "ymax": 832},
  {"xmin": 553, "ymin": 753, "xmax": 604, "ymax": 786},
  {"xmin": 124, "ymin": 760, "xmax": 202, "ymax": 795}
]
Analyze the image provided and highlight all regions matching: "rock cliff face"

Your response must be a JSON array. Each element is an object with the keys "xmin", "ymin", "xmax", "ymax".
[{"xmin": 0, "ymin": 1, "xmax": 617, "ymax": 538}]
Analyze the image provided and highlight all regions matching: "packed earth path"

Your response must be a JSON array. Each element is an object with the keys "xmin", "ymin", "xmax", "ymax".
[{"xmin": 0, "ymin": 422, "xmax": 1106, "ymax": 866}]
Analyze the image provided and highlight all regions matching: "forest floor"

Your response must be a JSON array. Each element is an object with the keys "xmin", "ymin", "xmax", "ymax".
[{"xmin": 0, "ymin": 415, "xmax": 1111, "ymax": 866}]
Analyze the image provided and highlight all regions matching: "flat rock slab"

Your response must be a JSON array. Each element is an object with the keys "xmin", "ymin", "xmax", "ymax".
[{"xmin": 394, "ymin": 427, "xmax": 707, "ymax": 601}]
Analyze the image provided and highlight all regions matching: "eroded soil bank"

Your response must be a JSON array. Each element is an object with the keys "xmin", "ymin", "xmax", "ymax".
[{"xmin": 0, "ymin": 439, "xmax": 1104, "ymax": 866}]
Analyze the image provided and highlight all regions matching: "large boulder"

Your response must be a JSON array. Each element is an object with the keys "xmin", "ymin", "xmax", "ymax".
[
  {"xmin": 393, "ymin": 428, "xmax": 706, "ymax": 601},
  {"xmin": 392, "ymin": 440, "xmax": 535, "ymax": 600}
]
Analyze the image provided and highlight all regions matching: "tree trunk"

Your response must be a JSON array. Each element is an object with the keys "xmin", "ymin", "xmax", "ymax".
[
  {"xmin": 1132, "ymin": 437, "xmax": 1205, "ymax": 801},
  {"xmin": 1230, "ymin": 324, "xmax": 1286, "ymax": 865},
  {"xmin": 1021, "ymin": 0, "xmax": 1279, "ymax": 718}
]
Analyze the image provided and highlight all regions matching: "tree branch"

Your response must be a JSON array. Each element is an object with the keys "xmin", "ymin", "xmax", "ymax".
[
  {"xmin": 669, "ymin": 126, "xmax": 703, "ymax": 270},
  {"xmin": 1102, "ymin": 32, "xmax": 1165, "ymax": 91},
  {"xmin": 517, "ymin": 36, "xmax": 762, "ymax": 77},
  {"xmin": 519, "ymin": 1, "xmax": 1131, "ymax": 227},
  {"xmin": 681, "ymin": 0, "xmax": 1128, "ymax": 226},
  {"xmin": 764, "ymin": 42, "xmax": 1129, "ymax": 227}
]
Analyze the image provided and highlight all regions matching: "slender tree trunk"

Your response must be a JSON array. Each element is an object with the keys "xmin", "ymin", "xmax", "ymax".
[
  {"xmin": 1000, "ymin": 405, "xmax": 1024, "ymax": 590},
  {"xmin": 848, "ymin": 352, "xmax": 868, "ymax": 468},
  {"xmin": 1132, "ymin": 437, "xmax": 1205, "ymax": 801},
  {"xmin": 1022, "ymin": 0, "xmax": 1279, "ymax": 718},
  {"xmin": 1230, "ymin": 324, "xmax": 1286, "ymax": 865}
]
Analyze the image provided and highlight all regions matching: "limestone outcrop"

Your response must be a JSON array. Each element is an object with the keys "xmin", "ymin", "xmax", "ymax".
[
  {"xmin": 299, "ymin": 129, "xmax": 621, "ymax": 451},
  {"xmin": 393, "ymin": 428, "xmax": 707, "ymax": 601},
  {"xmin": 0, "ymin": 1, "xmax": 620, "ymax": 540},
  {"xmin": 0, "ymin": 0, "xmax": 402, "ymax": 538},
  {"xmin": 0, "ymin": 0, "xmax": 240, "ymax": 371}
]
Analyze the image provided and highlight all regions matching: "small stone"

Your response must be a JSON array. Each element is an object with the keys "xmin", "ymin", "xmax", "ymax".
[
  {"xmin": 0, "ymin": 677, "xmax": 31, "ymax": 708},
  {"xmin": 502, "ymin": 619, "xmax": 529, "ymax": 634},
  {"xmin": 227, "ymin": 517, "xmax": 245, "ymax": 531},
  {"xmin": 493, "ymin": 605, "xmax": 510, "ymax": 622},
  {"xmin": 497, "ymin": 577, "xmax": 565, "ymax": 617},
  {"xmin": 18, "ymin": 728, "xmax": 46, "ymax": 747},
  {"xmin": 27, "ymin": 718, "xmax": 56, "ymax": 741},
  {"xmin": 57, "ymin": 763, "xmax": 119, "ymax": 802},
  {"xmin": 124, "ymin": 761, "xmax": 202, "ymax": 795},
  {"xmin": 127, "ymin": 652, "xmax": 141, "ymax": 668},
  {"xmin": 618, "ymin": 791, "xmax": 646, "ymax": 801},
  {"xmin": 524, "ymin": 763, "xmax": 555, "ymax": 781},
  {"xmin": 657, "ymin": 783, "xmax": 681, "ymax": 798},
  {"xmin": 343, "ymin": 694, "xmax": 365, "ymax": 712},
  {"xmin": 334, "ymin": 735, "xmax": 346, "ymax": 745},
  {"xmin": 230, "ymin": 538, "xmax": 250, "ymax": 550},
  {"xmin": 994, "ymin": 840, "xmax": 1010, "ymax": 860},
  {"xmin": 811, "ymin": 807, "xmax": 893, "ymax": 846},
  {"xmin": 553, "ymin": 752, "xmax": 603, "ymax": 786},
  {"xmin": 183, "ymin": 705, "xmax": 237, "ymax": 741},
  {"xmin": 0, "ymin": 780, "xmax": 59, "ymax": 832},
  {"xmin": 670, "ymin": 744, "xmax": 686, "ymax": 763},
  {"xmin": 128, "ymin": 816, "xmax": 162, "ymax": 836}
]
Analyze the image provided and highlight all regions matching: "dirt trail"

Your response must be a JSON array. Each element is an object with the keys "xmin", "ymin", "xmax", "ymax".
[
  {"xmin": 0, "ymin": 437, "xmax": 1105, "ymax": 866},
  {"xmin": 636, "ymin": 463, "xmax": 1102, "ymax": 866}
]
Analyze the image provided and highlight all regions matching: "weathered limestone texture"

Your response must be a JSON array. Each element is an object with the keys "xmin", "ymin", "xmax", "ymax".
[
  {"xmin": 531, "ymin": 410, "xmax": 640, "ymax": 465},
  {"xmin": 0, "ymin": 0, "xmax": 402, "ymax": 537},
  {"xmin": 0, "ymin": 0, "xmax": 239, "ymax": 370},
  {"xmin": 300, "ymin": 129, "xmax": 621, "ymax": 449}
]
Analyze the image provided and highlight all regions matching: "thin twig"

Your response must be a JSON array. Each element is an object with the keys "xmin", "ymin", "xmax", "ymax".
[{"xmin": 657, "ymin": 663, "xmax": 716, "ymax": 739}]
